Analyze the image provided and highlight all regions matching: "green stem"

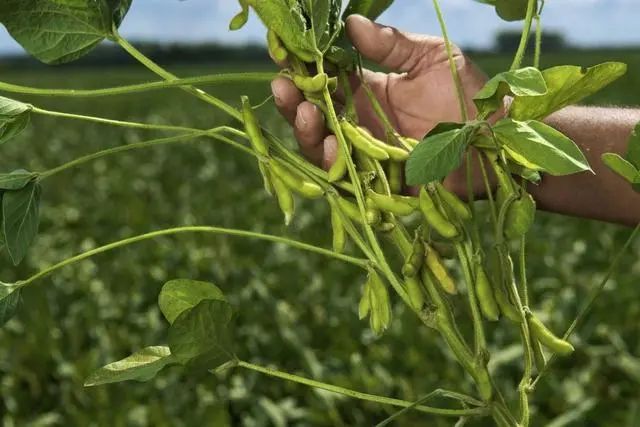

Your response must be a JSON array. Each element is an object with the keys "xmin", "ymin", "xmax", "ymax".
[
  {"xmin": 457, "ymin": 241, "xmax": 487, "ymax": 355},
  {"xmin": 510, "ymin": 0, "xmax": 538, "ymax": 71},
  {"xmin": 431, "ymin": 0, "xmax": 469, "ymax": 121},
  {"xmin": 236, "ymin": 361, "xmax": 488, "ymax": 418},
  {"xmin": 531, "ymin": 221, "xmax": 640, "ymax": 389},
  {"xmin": 32, "ymin": 107, "xmax": 198, "ymax": 133},
  {"xmin": 17, "ymin": 226, "xmax": 369, "ymax": 288},
  {"xmin": 0, "ymin": 73, "xmax": 277, "ymax": 98},
  {"xmin": 39, "ymin": 129, "xmax": 252, "ymax": 179}
]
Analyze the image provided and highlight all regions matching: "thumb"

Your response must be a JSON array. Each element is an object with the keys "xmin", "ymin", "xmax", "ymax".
[{"xmin": 346, "ymin": 15, "xmax": 443, "ymax": 73}]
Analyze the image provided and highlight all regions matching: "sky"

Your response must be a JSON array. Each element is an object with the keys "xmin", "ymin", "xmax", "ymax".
[{"xmin": 0, "ymin": 0, "xmax": 638, "ymax": 54}]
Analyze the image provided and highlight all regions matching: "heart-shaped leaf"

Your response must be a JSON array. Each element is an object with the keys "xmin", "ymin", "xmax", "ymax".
[
  {"xmin": 3, "ymin": 181, "xmax": 42, "ymax": 265},
  {"xmin": 0, "ymin": 97, "xmax": 32, "ymax": 144},
  {"xmin": 493, "ymin": 119, "xmax": 591, "ymax": 176},
  {"xmin": 510, "ymin": 63, "xmax": 627, "ymax": 121},
  {"xmin": 474, "ymin": 67, "xmax": 547, "ymax": 119},
  {"xmin": 168, "ymin": 299, "xmax": 236, "ymax": 369},
  {"xmin": 0, "ymin": 282, "xmax": 21, "ymax": 326},
  {"xmin": 0, "ymin": 0, "xmax": 133, "ymax": 64},
  {"xmin": 602, "ymin": 153, "xmax": 638, "ymax": 184},
  {"xmin": 84, "ymin": 346, "xmax": 176, "ymax": 387},
  {"xmin": 406, "ymin": 125, "xmax": 474, "ymax": 185},
  {"xmin": 158, "ymin": 279, "xmax": 226, "ymax": 325}
]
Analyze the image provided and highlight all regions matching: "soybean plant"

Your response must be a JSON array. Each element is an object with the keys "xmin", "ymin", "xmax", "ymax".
[{"xmin": 0, "ymin": 0, "xmax": 637, "ymax": 425}]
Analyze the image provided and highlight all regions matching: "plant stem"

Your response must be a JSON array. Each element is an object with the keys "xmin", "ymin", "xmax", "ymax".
[
  {"xmin": 236, "ymin": 361, "xmax": 488, "ymax": 418},
  {"xmin": 39, "ymin": 129, "xmax": 252, "ymax": 179},
  {"xmin": 0, "ymin": 73, "xmax": 277, "ymax": 98},
  {"xmin": 531, "ymin": 221, "xmax": 640, "ymax": 389},
  {"xmin": 510, "ymin": 0, "xmax": 538, "ymax": 71},
  {"xmin": 32, "ymin": 107, "xmax": 199, "ymax": 133},
  {"xmin": 17, "ymin": 226, "xmax": 369, "ymax": 288},
  {"xmin": 431, "ymin": 0, "xmax": 469, "ymax": 122}
]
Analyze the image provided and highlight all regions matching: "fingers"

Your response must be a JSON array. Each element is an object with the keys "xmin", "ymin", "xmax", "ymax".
[
  {"xmin": 293, "ymin": 102, "xmax": 327, "ymax": 165},
  {"xmin": 272, "ymin": 77, "xmax": 303, "ymax": 126},
  {"xmin": 346, "ymin": 15, "xmax": 444, "ymax": 73},
  {"xmin": 323, "ymin": 135, "xmax": 339, "ymax": 170}
]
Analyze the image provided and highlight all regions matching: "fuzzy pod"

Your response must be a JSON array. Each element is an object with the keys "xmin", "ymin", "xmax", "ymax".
[
  {"xmin": 388, "ymin": 161, "xmax": 403, "ymax": 194},
  {"xmin": 272, "ymin": 174, "xmax": 294, "ymax": 225},
  {"xmin": 504, "ymin": 192, "xmax": 536, "ymax": 239},
  {"xmin": 419, "ymin": 187, "xmax": 459, "ymax": 239},
  {"xmin": 425, "ymin": 245, "xmax": 457, "ymax": 295},
  {"xmin": 266, "ymin": 30, "xmax": 288, "ymax": 63},
  {"xmin": 405, "ymin": 275, "xmax": 426, "ymax": 311},
  {"xmin": 354, "ymin": 126, "xmax": 409, "ymax": 161},
  {"xmin": 293, "ymin": 73, "xmax": 329, "ymax": 93},
  {"xmin": 258, "ymin": 161, "xmax": 274, "ymax": 195},
  {"xmin": 269, "ymin": 161, "xmax": 324, "ymax": 199},
  {"xmin": 341, "ymin": 120, "xmax": 390, "ymax": 161},
  {"xmin": 241, "ymin": 96, "xmax": 269, "ymax": 157},
  {"xmin": 528, "ymin": 314, "xmax": 575, "ymax": 356},
  {"xmin": 402, "ymin": 235, "xmax": 425, "ymax": 278},
  {"xmin": 367, "ymin": 189, "xmax": 418, "ymax": 217},
  {"xmin": 435, "ymin": 182, "xmax": 472, "ymax": 221},
  {"xmin": 329, "ymin": 202, "xmax": 347, "ymax": 254},
  {"xmin": 475, "ymin": 265, "xmax": 500, "ymax": 322},
  {"xmin": 337, "ymin": 197, "xmax": 363, "ymax": 224}
]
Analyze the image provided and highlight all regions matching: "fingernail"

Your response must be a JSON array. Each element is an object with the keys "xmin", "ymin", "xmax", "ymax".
[
  {"xmin": 270, "ymin": 80, "xmax": 283, "ymax": 105},
  {"xmin": 296, "ymin": 107, "xmax": 310, "ymax": 129}
]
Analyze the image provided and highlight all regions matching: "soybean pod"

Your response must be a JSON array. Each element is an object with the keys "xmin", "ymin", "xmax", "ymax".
[
  {"xmin": 241, "ymin": 96, "xmax": 269, "ymax": 157},
  {"xmin": 329, "ymin": 202, "xmax": 347, "ymax": 253},
  {"xmin": 341, "ymin": 120, "xmax": 390, "ymax": 161},
  {"xmin": 257, "ymin": 161, "xmax": 273, "ymax": 195},
  {"xmin": 402, "ymin": 234, "xmax": 425, "ymax": 278},
  {"xmin": 354, "ymin": 126, "xmax": 410, "ymax": 161},
  {"xmin": 267, "ymin": 30, "xmax": 288, "ymax": 63},
  {"xmin": 505, "ymin": 192, "xmax": 536, "ymax": 239},
  {"xmin": 337, "ymin": 197, "xmax": 363, "ymax": 224},
  {"xmin": 405, "ymin": 275, "xmax": 426, "ymax": 311},
  {"xmin": 269, "ymin": 160, "xmax": 324, "ymax": 199},
  {"xmin": 328, "ymin": 139, "xmax": 351, "ymax": 182},
  {"xmin": 272, "ymin": 174, "xmax": 295, "ymax": 225},
  {"xmin": 531, "ymin": 334, "xmax": 547, "ymax": 373},
  {"xmin": 419, "ymin": 187, "xmax": 459, "ymax": 239},
  {"xmin": 475, "ymin": 265, "xmax": 500, "ymax": 322},
  {"xmin": 388, "ymin": 161, "xmax": 403, "ymax": 194},
  {"xmin": 435, "ymin": 182, "xmax": 472, "ymax": 221},
  {"xmin": 293, "ymin": 73, "xmax": 329, "ymax": 94},
  {"xmin": 425, "ymin": 244, "xmax": 457, "ymax": 295},
  {"xmin": 367, "ymin": 189, "xmax": 418, "ymax": 217},
  {"xmin": 528, "ymin": 314, "xmax": 575, "ymax": 356}
]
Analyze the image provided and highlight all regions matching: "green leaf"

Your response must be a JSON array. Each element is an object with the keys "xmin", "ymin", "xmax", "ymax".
[
  {"xmin": 0, "ymin": 170, "xmax": 38, "ymax": 191},
  {"xmin": 168, "ymin": 299, "xmax": 236, "ymax": 369},
  {"xmin": 494, "ymin": 0, "xmax": 530, "ymax": 21},
  {"xmin": 84, "ymin": 346, "xmax": 176, "ymax": 387},
  {"xmin": 343, "ymin": 0, "xmax": 394, "ymax": 20},
  {"xmin": 406, "ymin": 125, "xmax": 474, "ymax": 185},
  {"xmin": 510, "ymin": 63, "xmax": 628, "ymax": 121},
  {"xmin": 626, "ymin": 121, "xmax": 640, "ymax": 169},
  {"xmin": 601, "ymin": 153, "xmax": 638, "ymax": 184},
  {"xmin": 0, "ymin": 0, "xmax": 132, "ymax": 64},
  {"xmin": 0, "ymin": 282, "xmax": 21, "ymax": 326},
  {"xmin": 158, "ymin": 279, "xmax": 226, "ymax": 325},
  {"xmin": 0, "ymin": 96, "xmax": 32, "ymax": 144},
  {"xmin": 474, "ymin": 67, "xmax": 547, "ymax": 118},
  {"xmin": 493, "ymin": 119, "xmax": 592, "ymax": 176},
  {"xmin": 3, "ymin": 181, "xmax": 42, "ymax": 265}
]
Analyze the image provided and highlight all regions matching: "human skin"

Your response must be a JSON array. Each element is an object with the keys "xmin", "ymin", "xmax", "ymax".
[{"xmin": 270, "ymin": 15, "xmax": 640, "ymax": 226}]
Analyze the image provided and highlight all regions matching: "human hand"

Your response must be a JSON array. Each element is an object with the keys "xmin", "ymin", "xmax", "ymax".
[{"xmin": 270, "ymin": 14, "xmax": 491, "ymax": 194}]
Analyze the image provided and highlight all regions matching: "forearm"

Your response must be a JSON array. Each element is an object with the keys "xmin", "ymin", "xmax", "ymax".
[{"xmin": 530, "ymin": 106, "xmax": 640, "ymax": 226}]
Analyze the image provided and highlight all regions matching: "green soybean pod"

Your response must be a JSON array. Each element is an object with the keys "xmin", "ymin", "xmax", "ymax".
[
  {"xmin": 272, "ymin": 174, "xmax": 294, "ymax": 225},
  {"xmin": 241, "ymin": 96, "xmax": 269, "ymax": 157},
  {"xmin": 505, "ymin": 192, "xmax": 536, "ymax": 239},
  {"xmin": 435, "ymin": 182, "xmax": 472, "ymax": 221},
  {"xmin": 330, "ymin": 202, "xmax": 347, "ymax": 253},
  {"xmin": 341, "ymin": 121, "xmax": 390, "ymax": 161},
  {"xmin": 475, "ymin": 265, "xmax": 500, "ymax": 322},
  {"xmin": 328, "ymin": 140, "xmax": 351, "ymax": 182},
  {"xmin": 425, "ymin": 245, "xmax": 457, "ymax": 295},
  {"xmin": 327, "ymin": 77, "xmax": 338, "ymax": 94},
  {"xmin": 388, "ymin": 161, "xmax": 403, "ymax": 194},
  {"xmin": 365, "ymin": 198, "xmax": 382, "ymax": 226},
  {"xmin": 402, "ymin": 236, "xmax": 425, "ymax": 278},
  {"xmin": 494, "ymin": 281, "xmax": 521, "ymax": 323},
  {"xmin": 293, "ymin": 73, "xmax": 329, "ymax": 93},
  {"xmin": 354, "ymin": 126, "xmax": 409, "ymax": 162},
  {"xmin": 267, "ymin": 30, "xmax": 288, "ymax": 63},
  {"xmin": 419, "ymin": 187, "xmax": 459, "ymax": 239},
  {"xmin": 369, "ymin": 270, "xmax": 391, "ymax": 335},
  {"xmin": 401, "ymin": 136, "xmax": 420, "ymax": 149},
  {"xmin": 367, "ymin": 190, "xmax": 418, "ymax": 217},
  {"xmin": 358, "ymin": 281, "xmax": 371, "ymax": 320},
  {"xmin": 405, "ymin": 276, "xmax": 426, "ymax": 311},
  {"xmin": 229, "ymin": 0, "xmax": 249, "ymax": 30},
  {"xmin": 270, "ymin": 161, "xmax": 324, "ymax": 199},
  {"xmin": 337, "ymin": 197, "xmax": 363, "ymax": 224},
  {"xmin": 528, "ymin": 314, "xmax": 575, "ymax": 356}
]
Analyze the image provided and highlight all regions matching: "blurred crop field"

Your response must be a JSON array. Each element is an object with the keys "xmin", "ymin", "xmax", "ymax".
[{"xmin": 0, "ymin": 49, "xmax": 640, "ymax": 427}]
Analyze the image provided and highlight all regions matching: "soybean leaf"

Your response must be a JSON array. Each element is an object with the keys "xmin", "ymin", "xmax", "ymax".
[
  {"xmin": 601, "ymin": 153, "xmax": 638, "ymax": 184},
  {"xmin": 158, "ymin": 279, "xmax": 226, "ymax": 325},
  {"xmin": 0, "ymin": 282, "xmax": 21, "ymax": 327},
  {"xmin": 626, "ymin": 122, "xmax": 640, "ymax": 169},
  {"xmin": 84, "ymin": 346, "xmax": 176, "ymax": 387},
  {"xmin": 3, "ymin": 181, "xmax": 42, "ymax": 265},
  {"xmin": 168, "ymin": 299, "xmax": 235, "ymax": 369},
  {"xmin": 510, "ymin": 63, "xmax": 628, "ymax": 121},
  {"xmin": 0, "ymin": 97, "xmax": 32, "ymax": 145},
  {"xmin": 494, "ymin": 0, "xmax": 530, "ymax": 21},
  {"xmin": 474, "ymin": 67, "xmax": 547, "ymax": 119},
  {"xmin": 406, "ymin": 125, "xmax": 475, "ymax": 185},
  {"xmin": 248, "ymin": 0, "xmax": 316, "ymax": 62},
  {"xmin": 0, "ymin": 170, "xmax": 38, "ymax": 191},
  {"xmin": 0, "ymin": 0, "xmax": 133, "ymax": 64},
  {"xmin": 493, "ymin": 119, "xmax": 591, "ymax": 176},
  {"xmin": 343, "ymin": 0, "xmax": 394, "ymax": 20}
]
